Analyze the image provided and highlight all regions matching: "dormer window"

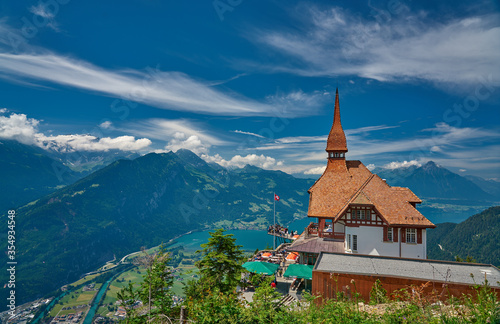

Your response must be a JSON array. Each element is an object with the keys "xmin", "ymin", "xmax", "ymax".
[{"xmin": 353, "ymin": 208, "xmax": 368, "ymax": 220}]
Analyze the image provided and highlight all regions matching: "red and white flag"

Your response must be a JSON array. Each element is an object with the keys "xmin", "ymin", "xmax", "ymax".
[{"xmin": 274, "ymin": 194, "xmax": 280, "ymax": 201}]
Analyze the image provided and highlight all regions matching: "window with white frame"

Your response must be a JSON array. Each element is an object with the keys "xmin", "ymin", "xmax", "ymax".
[
  {"xmin": 387, "ymin": 227, "xmax": 393, "ymax": 242},
  {"xmin": 346, "ymin": 234, "xmax": 351, "ymax": 250},
  {"xmin": 406, "ymin": 228, "xmax": 416, "ymax": 243},
  {"xmin": 352, "ymin": 235, "xmax": 358, "ymax": 251},
  {"xmin": 354, "ymin": 209, "xmax": 367, "ymax": 220}
]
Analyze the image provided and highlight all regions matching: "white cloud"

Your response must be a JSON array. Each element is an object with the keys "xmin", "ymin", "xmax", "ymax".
[
  {"xmin": 276, "ymin": 135, "xmax": 327, "ymax": 144},
  {"xmin": 0, "ymin": 112, "xmax": 151, "ymax": 152},
  {"xmin": 232, "ymin": 130, "xmax": 265, "ymax": 138},
  {"xmin": 459, "ymin": 169, "xmax": 467, "ymax": 172},
  {"xmin": 201, "ymin": 153, "xmax": 284, "ymax": 170},
  {"xmin": 252, "ymin": 124, "xmax": 397, "ymax": 152},
  {"xmin": 130, "ymin": 118, "xmax": 229, "ymax": 147},
  {"xmin": 0, "ymin": 113, "xmax": 39, "ymax": 144},
  {"xmin": 345, "ymin": 125, "xmax": 399, "ymax": 135},
  {"xmin": 29, "ymin": 3, "xmax": 56, "ymax": 19},
  {"xmin": 0, "ymin": 51, "xmax": 326, "ymax": 118},
  {"xmin": 99, "ymin": 121, "xmax": 113, "ymax": 129},
  {"xmin": 304, "ymin": 166, "xmax": 326, "ymax": 175},
  {"xmin": 430, "ymin": 146, "xmax": 442, "ymax": 152},
  {"xmin": 366, "ymin": 164, "xmax": 376, "ymax": 171},
  {"xmin": 165, "ymin": 133, "xmax": 209, "ymax": 155},
  {"xmin": 382, "ymin": 160, "xmax": 422, "ymax": 170},
  {"xmin": 37, "ymin": 134, "xmax": 151, "ymax": 152},
  {"xmin": 0, "ymin": 108, "xmax": 8, "ymax": 114},
  {"xmin": 252, "ymin": 7, "xmax": 500, "ymax": 85},
  {"xmin": 265, "ymin": 89, "xmax": 331, "ymax": 116}
]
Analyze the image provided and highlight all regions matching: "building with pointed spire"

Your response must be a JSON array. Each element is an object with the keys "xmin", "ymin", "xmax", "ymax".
[{"xmin": 290, "ymin": 89, "xmax": 435, "ymax": 263}]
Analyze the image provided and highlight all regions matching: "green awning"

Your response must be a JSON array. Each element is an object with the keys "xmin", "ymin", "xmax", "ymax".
[
  {"xmin": 283, "ymin": 264, "xmax": 314, "ymax": 280},
  {"xmin": 243, "ymin": 261, "xmax": 279, "ymax": 275}
]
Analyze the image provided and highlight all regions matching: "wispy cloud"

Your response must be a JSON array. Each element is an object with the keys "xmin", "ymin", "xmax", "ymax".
[
  {"xmin": 346, "ymin": 125, "xmax": 400, "ymax": 135},
  {"xmin": 0, "ymin": 52, "xmax": 331, "ymax": 117},
  {"xmin": 236, "ymin": 121, "xmax": 500, "ymax": 177},
  {"xmin": 232, "ymin": 130, "xmax": 266, "ymax": 138},
  {"xmin": 252, "ymin": 124, "xmax": 395, "ymax": 150},
  {"xmin": 250, "ymin": 6, "xmax": 500, "ymax": 85},
  {"xmin": 128, "ymin": 118, "xmax": 230, "ymax": 147},
  {"xmin": 0, "ymin": 15, "xmax": 330, "ymax": 119}
]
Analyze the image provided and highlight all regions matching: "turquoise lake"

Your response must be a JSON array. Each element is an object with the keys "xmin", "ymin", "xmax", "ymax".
[{"xmin": 168, "ymin": 217, "xmax": 312, "ymax": 252}]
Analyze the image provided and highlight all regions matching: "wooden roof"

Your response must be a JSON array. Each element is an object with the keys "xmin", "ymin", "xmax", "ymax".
[
  {"xmin": 308, "ymin": 160, "xmax": 434, "ymax": 227},
  {"xmin": 308, "ymin": 90, "xmax": 434, "ymax": 228},
  {"xmin": 326, "ymin": 89, "xmax": 348, "ymax": 153},
  {"xmin": 314, "ymin": 252, "xmax": 500, "ymax": 288}
]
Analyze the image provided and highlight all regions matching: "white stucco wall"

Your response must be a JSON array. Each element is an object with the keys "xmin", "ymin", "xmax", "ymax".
[
  {"xmin": 334, "ymin": 222, "xmax": 345, "ymax": 232},
  {"xmin": 344, "ymin": 226, "xmax": 427, "ymax": 259}
]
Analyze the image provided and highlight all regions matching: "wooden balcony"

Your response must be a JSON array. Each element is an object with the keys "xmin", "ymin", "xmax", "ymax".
[
  {"xmin": 322, "ymin": 231, "xmax": 345, "ymax": 240},
  {"xmin": 307, "ymin": 222, "xmax": 344, "ymax": 241}
]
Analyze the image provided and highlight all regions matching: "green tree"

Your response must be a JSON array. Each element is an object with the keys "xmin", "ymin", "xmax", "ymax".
[
  {"xmin": 117, "ymin": 246, "xmax": 175, "ymax": 323},
  {"xmin": 184, "ymin": 229, "xmax": 246, "ymax": 321},
  {"xmin": 137, "ymin": 246, "xmax": 174, "ymax": 320},
  {"xmin": 116, "ymin": 282, "xmax": 139, "ymax": 323},
  {"xmin": 186, "ymin": 228, "xmax": 245, "ymax": 297}
]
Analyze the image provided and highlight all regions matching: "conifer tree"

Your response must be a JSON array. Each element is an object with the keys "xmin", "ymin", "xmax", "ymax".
[{"xmin": 188, "ymin": 228, "xmax": 246, "ymax": 296}]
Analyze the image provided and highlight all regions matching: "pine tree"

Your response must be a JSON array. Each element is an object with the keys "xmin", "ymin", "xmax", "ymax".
[{"xmin": 191, "ymin": 228, "xmax": 245, "ymax": 295}]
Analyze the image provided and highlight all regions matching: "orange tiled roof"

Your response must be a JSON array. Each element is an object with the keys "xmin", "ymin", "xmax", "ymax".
[
  {"xmin": 326, "ymin": 89, "xmax": 348, "ymax": 153},
  {"xmin": 309, "ymin": 89, "xmax": 433, "ymax": 228},
  {"xmin": 307, "ymin": 160, "xmax": 434, "ymax": 227}
]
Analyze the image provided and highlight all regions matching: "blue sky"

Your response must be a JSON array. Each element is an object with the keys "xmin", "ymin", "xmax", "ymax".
[{"xmin": 0, "ymin": 0, "xmax": 499, "ymax": 179}]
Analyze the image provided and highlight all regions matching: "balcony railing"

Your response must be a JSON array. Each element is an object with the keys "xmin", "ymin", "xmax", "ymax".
[
  {"xmin": 323, "ymin": 231, "xmax": 345, "ymax": 240},
  {"xmin": 306, "ymin": 222, "xmax": 344, "ymax": 240}
]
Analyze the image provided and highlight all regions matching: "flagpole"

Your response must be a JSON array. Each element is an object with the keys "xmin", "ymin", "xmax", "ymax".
[{"xmin": 273, "ymin": 192, "xmax": 276, "ymax": 250}]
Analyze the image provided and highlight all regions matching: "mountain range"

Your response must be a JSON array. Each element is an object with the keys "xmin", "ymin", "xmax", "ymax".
[
  {"xmin": 0, "ymin": 140, "xmax": 82, "ymax": 210},
  {"xmin": 0, "ymin": 148, "xmax": 313, "ymax": 305},
  {"xmin": 0, "ymin": 140, "xmax": 140, "ymax": 212},
  {"xmin": 374, "ymin": 161, "xmax": 499, "ymax": 223},
  {"xmin": 427, "ymin": 206, "xmax": 500, "ymax": 266},
  {"xmin": 0, "ymin": 141, "xmax": 499, "ymax": 306},
  {"xmin": 374, "ymin": 161, "xmax": 497, "ymax": 201}
]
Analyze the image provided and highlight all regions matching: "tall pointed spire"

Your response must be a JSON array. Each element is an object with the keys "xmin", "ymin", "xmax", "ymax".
[{"xmin": 326, "ymin": 88, "xmax": 348, "ymax": 155}]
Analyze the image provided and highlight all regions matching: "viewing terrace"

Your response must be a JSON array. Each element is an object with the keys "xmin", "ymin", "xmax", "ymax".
[{"xmin": 267, "ymin": 224, "xmax": 300, "ymax": 240}]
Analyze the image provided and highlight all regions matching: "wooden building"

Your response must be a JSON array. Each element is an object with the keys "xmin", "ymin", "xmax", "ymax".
[
  {"xmin": 289, "ymin": 89, "xmax": 435, "ymax": 263},
  {"xmin": 312, "ymin": 252, "xmax": 500, "ymax": 301}
]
